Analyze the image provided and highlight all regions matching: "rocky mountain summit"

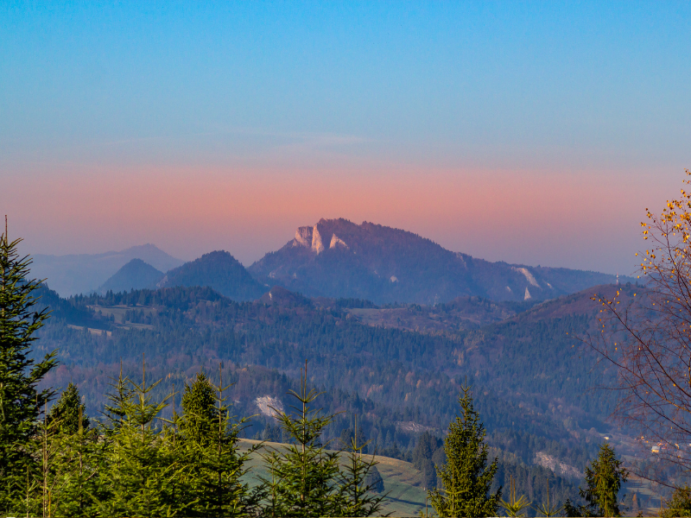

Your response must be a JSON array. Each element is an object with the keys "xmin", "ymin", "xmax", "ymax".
[{"xmin": 249, "ymin": 218, "xmax": 627, "ymax": 304}]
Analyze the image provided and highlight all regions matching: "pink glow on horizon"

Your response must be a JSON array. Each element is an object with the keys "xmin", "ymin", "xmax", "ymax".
[{"xmin": 2, "ymin": 163, "xmax": 673, "ymax": 274}]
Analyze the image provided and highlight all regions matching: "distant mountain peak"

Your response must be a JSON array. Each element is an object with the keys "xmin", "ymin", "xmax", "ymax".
[
  {"xmin": 159, "ymin": 250, "xmax": 267, "ymax": 302},
  {"xmin": 97, "ymin": 258, "xmax": 163, "ymax": 295},
  {"xmin": 249, "ymin": 217, "xmax": 629, "ymax": 304}
]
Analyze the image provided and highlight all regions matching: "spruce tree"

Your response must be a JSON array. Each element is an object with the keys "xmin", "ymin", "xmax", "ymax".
[
  {"xmin": 178, "ymin": 369, "xmax": 261, "ymax": 517},
  {"xmin": 565, "ymin": 443, "xmax": 628, "ymax": 517},
  {"xmin": 102, "ymin": 362, "xmax": 133, "ymax": 433},
  {"xmin": 335, "ymin": 417, "xmax": 387, "ymax": 517},
  {"xmin": 429, "ymin": 385, "xmax": 501, "ymax": 518},
  {"xmin": 97, "ymin": 360, "xmax": 185, "ymax": 517},
  {"xmin": 47, "ymin": 382, "xmax": 89, "ymax": 435},
  {"xmin": 260, "ymin": 363, "xmax": 341, "ymax": 517},
  {"xmin": 661, "ymin": 486, "xmax": 691, "ymax": 518},
  {"xmin": 0, "ymin": 222, "xmax": 57, "ymax": 514},
  {"xmin": 46, "ymin": 384, "xmax": 103, "ymax": 518}
]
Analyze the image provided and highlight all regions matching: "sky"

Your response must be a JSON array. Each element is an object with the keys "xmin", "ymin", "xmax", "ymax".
[{"xmin": 2, "ymin": 1, "xmax": 690, "ymax": 275}]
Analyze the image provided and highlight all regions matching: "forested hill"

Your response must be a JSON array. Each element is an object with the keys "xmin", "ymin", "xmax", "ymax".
[
  {"xmin": 33, "ymin": 282, "xmax": 633, "ymax": 478},
  {"xmin": 248, "ymin": 218, "xmax": 628, "ymax": 304}
]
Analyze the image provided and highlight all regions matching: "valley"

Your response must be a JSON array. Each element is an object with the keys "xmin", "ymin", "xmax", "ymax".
[{"xmin": 22, "ymin": 218, "xmax": 656, "ymax": 514}]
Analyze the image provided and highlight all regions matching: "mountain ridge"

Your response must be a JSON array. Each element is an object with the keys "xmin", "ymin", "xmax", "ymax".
[
  {"xmin": 31, "ymin": 244, "xmax": 184, "ymax": 296},
  {"xmin": 249, "ymin": 218, "xmax": 630, "ymax": 304}
]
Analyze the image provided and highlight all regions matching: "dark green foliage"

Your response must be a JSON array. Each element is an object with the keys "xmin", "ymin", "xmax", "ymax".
[
  {"xmin": 47, "ymin": 385, "xmax": 104, "ymax": 518},
  {"xmin": 0, "ymin": 228, "xmax": 57, "ymax": 513},
  {"xmin": 178, "ymin": 370, "xmax": 261, "ymax": 517},
  {"xmin": 260, "ymin": 365, "xmax": 342, "ymax": 517},
  {"xmin": 414, "ymin": 432, "xmax": 443, "ymax": 489},
  {"xmin": 96, "ymin": 364, "xmax": 184, "ymax": 518},
  {"xmin": 565, "ymin": 443, "xmax": 628, "ymax": 517},
  {"xmin": 179, "ymin": 372, "xmax": 217, "ymax": 444},
  {"xmin": 336, "ymin": 421, "xmax": 387, "ymax": 517},
  {"xmin": 102, "ymin": 363, "xmax": 134, "ymax": 431},
  {"xmin": 661, "ymin": 486, "xmax": 691, "ymax": 518},
  {"xmin": 48, "ymin": 382, "xmax": 89, "ymax": 435},
  {"xmin": 429, "ymin": 386, "xmax": 501, "ymax": 518}
]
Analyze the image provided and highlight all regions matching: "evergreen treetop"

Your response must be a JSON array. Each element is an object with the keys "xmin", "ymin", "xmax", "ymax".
[
  {"xmin": 429, "ymin": 385, "xmax": 501, "ymax": 518},
  {"xmin": 178, "ymin": 366, "xmax": 262, "ymax": 517},
  {"xmin": 260, "ymin": 362, "xmax": 342, "ymax": 518},
  {"xmin": 0, "ymin": 220, "xmax": 57, "ymax": 512},
  {"xmin": 48, "ymin": 382, "xmax": 90, "ymax": 435},
  {"xmin": 180, "ymin": 372, "xmax": 218, "ymax": 445},
  {"xmin": 565, "ymin": 443, "xmax": 628, "ymax": 517}
]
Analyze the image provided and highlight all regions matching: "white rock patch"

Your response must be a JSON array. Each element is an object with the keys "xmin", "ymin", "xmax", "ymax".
[
  {"xmin": 534, "ymin": 452, "xmax": 582, "ymax": 479},
  {"xmin": 311, "ymin": 225, "xmax": 325, "ymax": 254},
  {"xmin": 294, "ymin": 226, "xmax": 313, "ymax": 248},
  {"xmin": 255, "ymin": 396, "xmax": 284, "ymax": 418},
  {"xmin": 396, "ymin": 421, "xmax": 435, "ymax": 434},
  {"xmin": 329, "ymin": 234, "xmax": 349, "ymax": 249},
  {"xmin": 513, "ymin": 267, "xmax": 540, "ymax": 288}
]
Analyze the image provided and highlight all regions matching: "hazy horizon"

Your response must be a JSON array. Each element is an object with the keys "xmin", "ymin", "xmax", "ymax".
[{"xmin": 3, "ymin": 2, "xmax": 690, "ymax": 276}]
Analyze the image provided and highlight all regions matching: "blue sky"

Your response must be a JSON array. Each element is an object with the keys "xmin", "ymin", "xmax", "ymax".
[{"xmin": 2, "ymin": 1, "xmax": 690, "ymax": 273}]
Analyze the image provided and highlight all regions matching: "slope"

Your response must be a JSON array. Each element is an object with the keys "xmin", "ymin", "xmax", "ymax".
[
  {"xmin": 97, "ymin": 258, "xmax": 164, "ymax": 294},
  {"xmin": 34, "ymin": 284, "xmax": 621, "ymax": 468},
  {"xmin": 249, "ymin": 218, "xmax": 627, "ymax": 304},
  {"xmin": 158, "ymin": 250, "xmax": 268, "ymax": 301}
]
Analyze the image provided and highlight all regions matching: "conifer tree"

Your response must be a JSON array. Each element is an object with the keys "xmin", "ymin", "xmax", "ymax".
[
  {"xmin": 661, "ymin": 486, "xmax": 691, "ymax": 518},
  {"xmin": 0, "ymin": 221, "xmax": 57, "ymax": 514},
  {"xmin": 565, "ymin": 443, "xmax": 628, "ymax": 517},
  {"xmin": 47, "ymin": 382, "xmax": 89, "ymax": 435},
  {"xmin": 260, "ymin": 362, "xmax": 341, "ymax": 517},
  {"xmin": 500, "ymin": 476, "xmax": 531, "ymax": 517},
  {"xmin": 45, "ymin": 384, "xmax": 103, "ymax": 518},
  {"xmin": 102, "ymin": 362, "xmax": 133, "ymax": 433},
  {"xmin": 96, "ymin": 359, "xmax": 186, "ymax": 517},
  {"xmin": 335, "ymin": 416, "xmax": 387, "ymax": 517},
  {"xmin": 429, "ymin": 385, "xmax": 501, "ymax": 518},
  {"xmin": 178, "ymin": 369, "xmax": 261, "ymax": 517}
]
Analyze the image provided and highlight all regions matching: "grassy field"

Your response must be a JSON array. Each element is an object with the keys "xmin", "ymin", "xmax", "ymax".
[{"xmin": 238, "ymin": 439, "xmax": 428, "ymax": 516}]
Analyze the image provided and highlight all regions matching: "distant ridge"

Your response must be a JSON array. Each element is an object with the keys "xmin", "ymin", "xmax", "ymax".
[
  {"xmin": 31, "ymin": 244, "xmax": 184, "ymax": 297},
  {"xmin": 249, "ymin": 218, "xmax": 631, "ymax": 304},
  {"xmin": 159, "ymin": 251, "xmax": 268, "ymax": 301},
  {"xmin": 98, "ymin": 259, "xmax": 164, "ymax": 295}
]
